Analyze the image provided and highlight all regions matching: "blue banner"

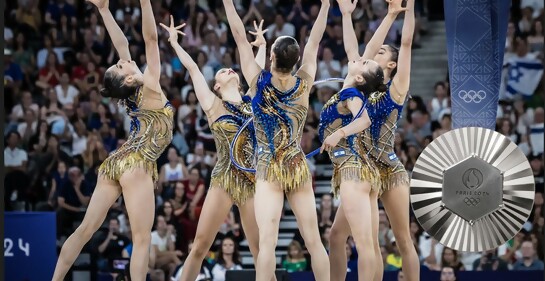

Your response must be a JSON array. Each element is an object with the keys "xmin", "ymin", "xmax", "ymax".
[
  {"xmin": 444, "ymin": 0, "xmax": 511, "ymax": 130},
  {"xmin": 5, "ymin": 212, "xmax": 57, "ymax": 281}
]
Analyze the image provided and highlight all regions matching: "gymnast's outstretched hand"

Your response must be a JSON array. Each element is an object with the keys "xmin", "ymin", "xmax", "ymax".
[
  {"xmin": 387, "ymin": 0, "xmax": 408, "ymax": 15},
  {"xmin": 249, "ymin": 20, "xmax": 268, "ymax": 47},
  {"xmin": 160, "ymin": 15, "xmax": 186, "ymax": 43},
  {"xmin": 337, "ymin": 0, "xmax": 357, "ymax": 15},
  {"xmin": 87, "ymin": 0, "xmax": 109, "ymax": 9}
]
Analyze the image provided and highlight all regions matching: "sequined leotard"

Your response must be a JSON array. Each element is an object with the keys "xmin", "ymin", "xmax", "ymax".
[
  {"xmin": 361, "ymin": 81, "xmax": 409, "ymax": 193},
  {"xmin": 99, "ymin": 87, "xmax": 174, "ymax": 182},
  {"xmin": 252, "ymin": 70, "xmax": 311, "ymax": 192},
  {"xmin": 318, "ymin": 87, "xmax": 379, "ymax": 195},
  {"xmin": 206, "ymin": 95, "xmax": 256, "ymax": 205}
]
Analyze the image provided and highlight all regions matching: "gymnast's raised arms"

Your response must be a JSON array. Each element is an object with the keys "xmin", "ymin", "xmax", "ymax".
[
  {"xmin": 223, "ymin": 0, "xmax": 263, "ymax": 90},
  {"xmin": 87, "ymin": 0, "xmax": 131, "ymax": 61},
  {"xmin": 338, "ymin": 0, "xmax": 407, "ymax": 61},
  {"xmin": 139, "ymin": 0, "xmax": 162, "ymax": 93},
  {"xmin": 296, "ymin": 0, "xmax": 330, "ymax": 82},
  {"xmin": 162, "ymin": 16, "xmax": 267, "ymax": 112},
  {"xmin": 162, "ymin": 16, "xmax": 217, "ymax": 111},
  {"xmin": 392, "ymin": 0, "xmax": 415, "ymax": 99}
]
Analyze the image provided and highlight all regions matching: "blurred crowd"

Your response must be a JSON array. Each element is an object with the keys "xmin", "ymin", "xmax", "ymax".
[{"xmin": 3, "ymin": 0, "xmax": 544, "ymax": 280}]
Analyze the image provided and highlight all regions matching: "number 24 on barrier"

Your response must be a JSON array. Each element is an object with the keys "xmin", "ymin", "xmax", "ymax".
[{"xmin": 4, "ymin": 238, "xmax": 30, "ymax": 257}]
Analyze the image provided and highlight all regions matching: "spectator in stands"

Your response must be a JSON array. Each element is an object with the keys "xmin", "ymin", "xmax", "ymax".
[
  {"xmin": 157, "ymin": 201, "xmax": 184, "ymax": 249},
  {"xmin": 429, "ymin": 248, "xmax": 465, "ymax": 271},
  {"xmin": 183, "ymin": 167, "xmax": 206, "ymax": 220},
  {"xmin": 122, "ymin": 220, "xmax": 165, "ymax": 281},
  {"xmin": 55, "ymin": 72, "xmax": 79, "ymax": 106},
  {"xmin": 151, "ymin": 215, "xmax": 183, "ymax": 278},
  {"xmin": 382, "ymin": 246, "xmax": 399, "ymax": 271},
  {"xmin": 172, "ymin": 240, "xmax": 212, "ymax": 281},
  {"xmin": 341, "ymin": 240, "xmax": 357, "ymax": 273},
  {"xmin": 282, "ymin": 240, "xmax": 308, "ymax": 272},
  {"xmin": 36, "ymin": 51, "xmax": 64, "ymax": 89},
  {"xmin": 97, "ymin": 217, "xmax": 131, "ymax": 271},
  {"xmin": 265, "ymin": 13, "xmax": 296, "ymax": 40},
  {"xmin": 439, "ymin": 266, "xmax": 457, "ymax": 281},
  {"xmin": 317, "ymin": 194, "xmax": 336, "ymax": 228},
  {"xmin": 428, "ymin": 81, "xmax": 449, "ymax": 122},
  {"xmin": 513, "ymin": 240, "xmax": 545, "ymax": 270},
  {"xmin": 4, "ymin": 48, "xmax": 23, "ymax": 93},
  {"xmin": 56, "ymin": 166, "xmax": 91, "ymax": 237},
  {"xmin": 4, "ymin": 131, "xmax": 29, "ymax": 210},
  {"xmin": 386, "ymin": 239, "xmax": 403, "ymax": 270},
  {"xmin": 158, "ymin": 147, "xmax": 189, "ymax": 192},
  {"xmin": 211, "ymin": 236, "xmax": 243, "ymax": 281},
  {"xmin": 472, "ymin": 249, "xmax": 508, "ymax": 271}
]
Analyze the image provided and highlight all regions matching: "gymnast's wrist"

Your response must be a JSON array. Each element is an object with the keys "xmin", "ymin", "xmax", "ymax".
[{"xmin": 338, "ymin": 128, "xmax": 346, "ymax": 138}]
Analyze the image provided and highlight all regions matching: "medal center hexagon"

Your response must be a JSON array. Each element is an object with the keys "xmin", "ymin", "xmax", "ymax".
[{"xmin": 442, "ymin": 155, "xmax": 503, "ymax": 222}]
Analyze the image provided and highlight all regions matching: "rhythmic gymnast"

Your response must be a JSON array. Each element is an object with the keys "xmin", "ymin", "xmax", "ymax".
[
  {"xmin": 317, "ymin": 24, "xmax": 395, "ymax": 281},
  {"xmin": 52, "ymin": 0, "xmax": 173, "ymax": 280},
  {"xmin": 222, "ymin": 0, "xmax": 331, "ymax": 280},
  {"xmin": 160, "ymin": 17, "xmax": 275, "ymax": 281},
  {"xmin": 329, "ymin": 0, "xmax": 420, "ymax": 280}
]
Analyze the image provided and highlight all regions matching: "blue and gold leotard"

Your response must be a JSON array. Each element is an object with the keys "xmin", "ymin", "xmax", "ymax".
[
  {"xmin": 99, "ymin": 87, "xmax": 174, "ymax": 182},
  {"xmin": 206, "ymin": 95, "xmax": 256, "ymax": 205},
  {"xmin": 361, "ymin": 81, "xmax": 409, "ymax": 194},
  {"xmin": 252, "ymin": 70, "xmax": 311, "ymax": 192},
  {"xmin": 318, "ymin": 87, "xmax": 379, "ymax": 195}
]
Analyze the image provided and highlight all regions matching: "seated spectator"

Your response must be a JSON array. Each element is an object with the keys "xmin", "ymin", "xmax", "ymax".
[
  {"xmin": 158, "ymin": 147, "xmax": 189, "ymax": 191},
  {"xmin": 97, "ymin": 217, "xmax": 131, "ymax": 272},
  {"xmin": 472, "ymin": 250, "xmax": 509, "ymax": 271},
  {"xmin": 513, "ymin": 240, "xmax": 545, "ymax": 270},
  {"xmin": 317, "ymin": 194, "xmax": 336, "ymax": 229},
  {"xmin": 211, "ymin": 237, "xmax": 243, "ymax": 281},
  {"xmin": 386, "ymin": 239, "xmax": 403, "ymax": 270},
  {"xmin": 56, "ymin": 166, "xmax": 92, "ymax": 237},
  {"xmin": 172, "ymin": 240, "xmax": 212, "ymax": 281},
  {"xmin": 282, "ymin": 240, "xmax": 308, "ymax": 272},
  {"xmin": 440, "ymin": 266, "xmax": 457, "ymax": 281},
  {"xmin": 151, "ymin": 215, "xmax": 183, "ymax": 278},
  {"xmin": 4, "ymin": 131, "xmax": 29, "ymax": 210},
  {"xmin": 382, "ymin": 246, "xmax": 398, "ymax": 271},
  {"xmin": 431, "ymin": 248, "xmax": 465, "ymax": 271}
]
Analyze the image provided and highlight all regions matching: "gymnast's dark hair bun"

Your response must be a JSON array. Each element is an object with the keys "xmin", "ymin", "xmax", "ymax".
[
  {"xmin": 377, "ymin": 83, "xmax": 388, "ymax": 93},
  {"xmin": 100, "ymin": 88, "xmax": 112, "ymax": 98},
  {"xmin": 357, "ymin": 66, "xmax": 387, "ymax": 96},
  {"xmin": 101, "ymin": 68, "xmax": 138, "ymax": 100},
  {"xmin": 272, "ymin": 36, "xmax": 300, "ymax": 74}
]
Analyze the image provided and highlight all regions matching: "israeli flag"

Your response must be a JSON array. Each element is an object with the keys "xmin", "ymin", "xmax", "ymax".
[{"xmin": 506, "ymin": 57, "xmax": 544, "ymax": 97}]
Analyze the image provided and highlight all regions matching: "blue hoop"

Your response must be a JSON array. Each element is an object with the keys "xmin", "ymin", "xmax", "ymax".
[
  {"xmin": 228, "ymin": 77, "xmax": 356, "ymax": 173},
  {"xmin": 229, "ymin": 117, "xmax": 257, "ymax": 173}
]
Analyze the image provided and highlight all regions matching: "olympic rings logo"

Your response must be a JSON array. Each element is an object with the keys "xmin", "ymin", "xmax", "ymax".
[
  {"xmin": 458, "ymin": 90, "xmax": 487, "ymax": 103},
  {"xmin": 464, "ymin": 197, "xmax": 480, "ymax": 206}
]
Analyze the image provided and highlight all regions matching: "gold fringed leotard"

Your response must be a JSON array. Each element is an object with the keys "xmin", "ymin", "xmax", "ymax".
[
  {"xmin": 361, "ymin": 81, "xmax": 409, "ymax": 195},
  {"xmin": 98, "ymin": 87, "xmax": 174, "ymax": 182},
  {"xmin": 318, "ymin": 88, "xmax": 380, "ymax": 196},
  {"xmin": 252, "ymin": 70, "xmax": 312, "ymax": 192},
  {"xmin": 205, "ymin": 95, "xmax": 256, "ymax": 205}
]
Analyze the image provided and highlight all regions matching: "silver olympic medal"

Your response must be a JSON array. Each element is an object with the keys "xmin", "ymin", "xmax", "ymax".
[{"xmin": 410, "ymin": 127, "xmax": 535, "ymax": 252}]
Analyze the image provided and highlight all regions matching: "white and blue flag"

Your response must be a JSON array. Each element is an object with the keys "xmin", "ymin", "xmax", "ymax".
[{"xmin": 506, "ymin": 57, "xmax": 544, "ymax": 97}]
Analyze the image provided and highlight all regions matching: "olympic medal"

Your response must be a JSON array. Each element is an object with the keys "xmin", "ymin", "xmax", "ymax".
[{"xmin": 410, "ymin": 127, "xmax": 535, "ymax": 252}]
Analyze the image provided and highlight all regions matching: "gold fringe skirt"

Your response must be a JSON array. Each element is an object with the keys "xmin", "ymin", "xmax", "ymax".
[
  {"xmin": 98, "ymin": 151, "xmax": 159, "ymax": 183},
  {"xmin": 209, "ymin": 170, "xmax": 255, "ymax": 206},
  {"xmin": 256, "ymin": 150, "xmax": 311, "ymax": 192},
  {"xmin": 331, "ymin": 164, "xmax": 381, "ymax": 197},
  {"xmin": 376, "ymin": 164, "xmax": 410, "ymax": 196}
]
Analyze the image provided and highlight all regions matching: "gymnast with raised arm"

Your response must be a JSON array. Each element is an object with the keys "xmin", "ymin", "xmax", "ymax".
[
  {"xmin": 328, "ymin": 0, "xmax": 420, "ymax": 281},
  {"xmin": 222, "ymin": 0, "xmax": 331, "ymax": 280},
  {"xmin": 52, "ymin": 0, "xmax": 173, "ymax": 281},
  {"xmin": 160, "ymin": 16, "xmax": 275, "ymax": 281}
]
